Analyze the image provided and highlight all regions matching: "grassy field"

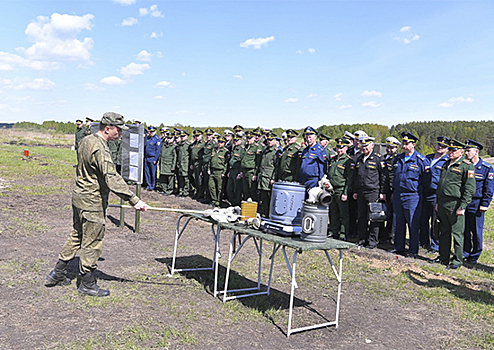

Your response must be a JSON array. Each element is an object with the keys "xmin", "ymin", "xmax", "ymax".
[{"xmin": 0, "ymin": 130, "xmax": 493, "ymax": 349}]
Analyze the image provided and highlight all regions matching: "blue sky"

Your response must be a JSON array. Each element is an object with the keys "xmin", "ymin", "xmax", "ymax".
[{"xmin": 1, "ymin": 0, "xmax": 493, "ymax": 129}]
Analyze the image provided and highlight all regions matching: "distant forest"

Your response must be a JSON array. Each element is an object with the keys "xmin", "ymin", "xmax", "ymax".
[{"xmin": 12, "ymin": 119, "xmax": 494, "ymax": 156}]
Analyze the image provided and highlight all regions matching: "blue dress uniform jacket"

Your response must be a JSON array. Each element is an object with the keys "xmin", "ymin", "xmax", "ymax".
[
  {"xmin": 392, "ymin": 151, "xmax": 431, "ymax": 254},
  {"xmin": 300, "ymin": 143, "xmax": 327, "ymax": 190},
  {"xmin": 144, "ymin": 134, "xmax": 161, "ymax": 190},
  {"xmin": 464, "ymin": 158, "xmax": 494, "ymax": 262}
]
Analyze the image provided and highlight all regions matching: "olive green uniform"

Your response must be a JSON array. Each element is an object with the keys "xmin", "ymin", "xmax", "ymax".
[
  {"xmin": 257, "ymin": 145, "xmax": 281, "ymax": 217},
  {"xmin": 209, "ymin": 147, "xmax": 230, "ymax": 206},
  {"xmin": 241, "ymin": 142, "xmax": 262, "ymax": 201},
  {"xmin": 189, "ymin": 139, "xmax": 205, "ymax": 198},
  {"xmin": 202, "ymin": 139, "xmax": 218, "ymax": 201},
  {"xmin": 277, "ymin": 143, "xmax": 302, "ymax": 182},
  {"xmin": 75, "ymin": 125, "xmax": 87, "ymax": 151},
  {"xmin": 157, "ymin": 141, "xmax": 177, "ymax": 194},
  {"xmin": 327, "ymin": 153, "xmax": 354, "ymax": 238},
  {"xmin": 60, "ymin": 133, "xmax": 140, "ymax": 274},
  {"xmin": 226, "ymin": 144, "xmax": 245, "ymax": 206},
  {"xmin": 107, "ymin": 138, "xmax": 122, "ymax": 174},
  {"xmin": 176, "ymin": 140, "xmax": 191, "ymax": 196},
  {"xmin": 436, "ymin": 155, "xmax": 475, "ymax": 266}
]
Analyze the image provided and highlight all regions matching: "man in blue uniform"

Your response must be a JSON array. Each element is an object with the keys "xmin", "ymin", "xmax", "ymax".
[
  {"xmin": 463, "ymin": 139, "xmax": 494, "ymax": 264},
  {"xmin": 392, "ymin": 132, "xmax": 430, "ymax": 258},
  {"xmin": 144, "ymin": 125, "xmax": 161, "ymax": 190},
  {"xmin": 419, "ymin": 136, "xmax": 449, "ymax": 253},
  {"xmin": 300, "ymin": 126, "xmax": 327, "ymax": 190}
]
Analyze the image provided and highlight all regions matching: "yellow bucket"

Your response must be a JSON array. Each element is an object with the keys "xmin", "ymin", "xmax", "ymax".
[{"xmin": 241, "ymin": 201, "xmax": 258, "ymax": 219}]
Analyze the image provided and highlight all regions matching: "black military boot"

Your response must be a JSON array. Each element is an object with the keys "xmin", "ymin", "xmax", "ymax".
[
  {"xmin": 45, "ymin": 260, "xmax": 71, "ymax": 287},
  {"xmin": 78, "ymin": 271, "xmax": 110, "ymax": 297}
]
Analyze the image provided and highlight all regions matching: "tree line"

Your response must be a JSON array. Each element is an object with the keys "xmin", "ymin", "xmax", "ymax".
[{"xmin": 14, "ymin": 119, "xmax": 494, "ymax": 156}]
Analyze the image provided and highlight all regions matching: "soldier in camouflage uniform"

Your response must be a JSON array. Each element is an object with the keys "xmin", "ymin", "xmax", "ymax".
[
  {"xmin": 45, "ymin": 112, "xmax": 148, "ymax": 297},
  {"xmin": 209, "ymin": 136, "xmax": 230, "ymax": 207},
  {"xmin": 327, "ymin": 138, "xmax": 354, "ymax": 240},
  {"xmin": 157, "ymin": 132, "xmax": 177, "ymax": 195},
  {"xmin": 202, "ymin": 128, "xmax": 218, "ymax": 203},
  {"xmin": 241, "ymin": 131, "xmax": 262, "ymax": 201},
  {"xmin": 74, "ymin": 119, "xmax": 87, "ymax": 152},
  {"xmin": 257, "ymin": 132, "xmax": 281, "ymax": 217},
  {"xmin": 176, "ymin": 130, "xmax": 191, "ymax": 197},
  {"xmin": 189, "ymin": 129, "xmax": 205, "ymax": 199},
  {"xmin": 226, "ymin": 135, "xmax": 245, "ymax": 206},
  {"xmin": 277, "ymin": 129, "xmax": 301, "ymax": 182}
]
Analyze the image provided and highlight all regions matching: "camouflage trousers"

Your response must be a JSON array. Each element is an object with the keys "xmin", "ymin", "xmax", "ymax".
[{"xmin": 59, "ymin": 206, "xmax": 105, "ymax": 274}]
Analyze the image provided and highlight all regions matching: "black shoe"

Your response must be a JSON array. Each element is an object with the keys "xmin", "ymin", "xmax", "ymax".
[
  {"xmin": 389, "ymin": 249, "xmax": 405, "ymax": 256},
  {"xmin": 357, "ymin": 240, "xmax": 366, "ymax": 246},
  {"xmin": 367, "ymin": 245, "xmax": 377, "ymax": 250},
  {"xmin": 45, "ymin": 260, "xmax": 71, "ymax": 287},
  {"xmin": 78, "ymin": 271, "xmax": 110, "ymax": 297},
  {"xmin": 406, "ymin": 252, "xmax": 418, "ymax": 259},
  {"xmin": 433, "ymin": 257, "xmax": 448, "ymax": 265},
  {"xmin": 446, "ymin": 264, "xmax": 460, "ymax": 270}
]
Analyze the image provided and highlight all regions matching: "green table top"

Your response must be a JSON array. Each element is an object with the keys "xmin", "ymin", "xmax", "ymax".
[{"xmin": 181, "ymin": 213, "xmax": 355, "ymax": 252}]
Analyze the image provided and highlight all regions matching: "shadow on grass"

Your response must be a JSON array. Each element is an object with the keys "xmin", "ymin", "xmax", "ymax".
[
  {"xmin": 155, "ymin": 255, "xmax": 337, "ymax": 335},
  {"xmin": 107, "ymin": 214, "xmax": 135, "ymax": 232},
  {"xmin": 462, "ymin": 261, "xmax": 494, "ymax": 274},
  {"xmin": 405, "ymin": 270, "xmax": 494, "ymax": 305}
]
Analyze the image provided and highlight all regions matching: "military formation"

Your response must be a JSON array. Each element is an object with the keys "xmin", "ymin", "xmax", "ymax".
[{"xmin": 75, "ymin": 121, "xmax": 494, "ymax": 270}]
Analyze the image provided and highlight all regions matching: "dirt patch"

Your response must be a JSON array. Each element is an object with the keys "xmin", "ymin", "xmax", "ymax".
[{"xmin": 0, "ymin": 173, "xmax": 492, "ymax": 349}]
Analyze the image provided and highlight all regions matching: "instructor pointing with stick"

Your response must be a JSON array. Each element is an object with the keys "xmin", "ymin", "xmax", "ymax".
[{"xmin": 45, "ymin": 112, "xmax": 148, "ymax": 297}]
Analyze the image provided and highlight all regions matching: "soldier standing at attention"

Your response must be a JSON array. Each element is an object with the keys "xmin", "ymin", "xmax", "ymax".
[
  {"xmin": 257, "ymin": 132, "xmax": 281, "ymax": 217},
  {"xmin": 84, "ymin": 117, "xmax": 93, "ymax": 136},
  {"xmin": 381, "ymin": 136, "xmax": 401, "ymax": 244},
  {"xmin": 299, "ymin": 126, "xmax": 327, "ymax": 190},
  {"xmin": 352, "ymin": 136, "xmax": 385, "ymax": 249},
  {"xmin": 277, "ymin": 129, "xmax": 302, "ymax": 182},
  {"xmin": 463, "ymin": 139, "xmax": 494, "ymax": 264},
  {"xmin": 241, "ymin": 130, "xmax": 262, "ymax": 201},
  {"xmin": 435, "ymin": 139, "xmax": 476, "ymax": 269},
  {"xmin": 391, "ymin": 132, "xmax": 430, "ymax": 258},
  {"xmin": 75, "ymin": 119, "xmax": 87, "ymax": 152},
  {"xmin": 319, "ymin": 133, "xmax": 336, "ymax": 163},
  {"xmin": 157, "ymin": 132, "xmax": 177, "ymax": 195},
  {"xmin": 176, "ymin": 130, "xmax": 191, "ymax": 197},
  {"xmin": 209, "ymin": 136, "xmax": 230, "ymax": 207},
  {"xmin": 226, "ymin": 135, "xmax": 245, "ymax": 206},
  {"xmin": 189, "ymin": 130, "xmax": 205, "ymax": 199},
  {"xmin": 45, "ymin": 112, "xmax": 148, "ymax": 296},
  {"xmin": 419, "ymin": 136, "xmax": 450, "ymax": 253},
  {"xmin": 202, "ymin": 128, "xmax": 217, "ymax": 204},
  {"xmin": 144, "ymin": 126, "xmax": 161, "ymax": 191},
  {"xmin": 327, "ymin": 138, "xmax": 354, "ymax": 240}
]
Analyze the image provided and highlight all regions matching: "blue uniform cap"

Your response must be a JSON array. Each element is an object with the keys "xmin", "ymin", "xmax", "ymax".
[
  {"xmin": 304, "ymin": 126, "xmax": 317, "ymax": 135},
  {"xmin": 401, "ymin": 131, "xmax": 419, "ymax": 143},
  {"xmin": 436, "ymin": 136, "xmax": 449, "ymax": 147},
  {"xmin": 465, "ymin": 139, "xmax": 483, "ymax": 150}
]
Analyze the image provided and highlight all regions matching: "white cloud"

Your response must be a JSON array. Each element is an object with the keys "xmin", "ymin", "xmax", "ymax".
[
  {"xmin": 84, "ymin": 83, "xmax": 104, "ymax": 91},
  {"xmin": 18, "ymin": 13, "xmax": 94, "ymax": 62},
  {"xmin": 308, "ymin": 48, "xmax": 316, "ymax": 54},
  {"xmin": 308, "ymin": 94, "xmax": 318, "ymax": 98},
  {"xmin": 394, "ymin": 26, "xmax": 420, "ymax": 44},
  {"xmin": 0, "ymin": 52, "xmax": 60, "ymax": 71},
  {"xmin": 338, "ymin": 104, "xmax": 352, "ymax": 110},
  {"xmin": 100, "ymin": 76, "xmax": 126, "ymax": 85},
  {"xmin": 439, "ymin": 96, "xmax": 475, "ymax": 108},
  {"xmin": 0, "ymin": 77, "xmax": 55, "ymax": 90},
  {"xmin": 334, "ymin": 93, "xmax": 343, "ymax": 101},
  {"xmin": 121, "ymin": 17, "xmax": 138, "ymax": 26},
  {"xmin": 154, "ymin": 95, "xmax": 164, "ymax": 99},
  {"xmin": 362, "ymin": 101, "xmax": 382, "ymax": 108},
  {"xmin": 112, "ymin": 0, "xmax": 135, "ymax": 5},
  {"xmin": 288, "ymin": 88, "xmax": 299, "ymax": 93},
  {"xmin": 150, "ymin": 32, "xmax": 163, "ymax": 39},
  {"xmin": 136, "ymin": 50, "xmax": 153, "ymax": 62},
  {"xmin": 361, "ymin": 90, "xmax": 383, "ymax": 98},
  {"xmin": 284, "ymin": 98, "xmax": 299, "ymax": 103},
  {"xmin": 139, "ymin": 4, "xmax": 164, "ymax": 18},
  {"xmin": 120, "ymin": 62, "xmax": 150, "ymax": 77},
  {"xmin": 155, "ymin": 81, "xmax": 175, "ymax": 88},
  {"xmin": 296, "ymin": 50, "xmax": 303, "ymax": 54},
  {"xmin": 233, "ymin": 75, "xmax": 243, "ymax": 80},
  {"xmin": 240, "ymin": 36, "xmax": 274, "ymax": 49}
]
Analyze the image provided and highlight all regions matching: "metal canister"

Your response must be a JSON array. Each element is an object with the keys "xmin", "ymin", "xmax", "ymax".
[
  {"xmin": 269, "ymin": 182, "xmax": 305, "ymax": 225},
  {"xmin": 300, "ymin": 203, "xmax": 328, "ymax": 243}
]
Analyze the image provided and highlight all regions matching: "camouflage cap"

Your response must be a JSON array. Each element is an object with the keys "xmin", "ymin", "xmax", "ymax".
[{"xmin": 101, "ymin": 112, "xmax": 128, "ymax": 130}]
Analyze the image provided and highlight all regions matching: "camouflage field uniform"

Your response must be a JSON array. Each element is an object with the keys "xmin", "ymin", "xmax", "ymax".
[{"xmin": 59, "ymin": 133, "xmax": 139, "ymax": 274}]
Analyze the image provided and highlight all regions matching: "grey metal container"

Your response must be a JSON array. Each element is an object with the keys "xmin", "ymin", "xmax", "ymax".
[
  {"xmin": 269, "ymin": 182, "xmax": 305, "ymax": 225},
  {"xmin": 300, "ymin": 203, "xmax": 329, "ymax": 243}
]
